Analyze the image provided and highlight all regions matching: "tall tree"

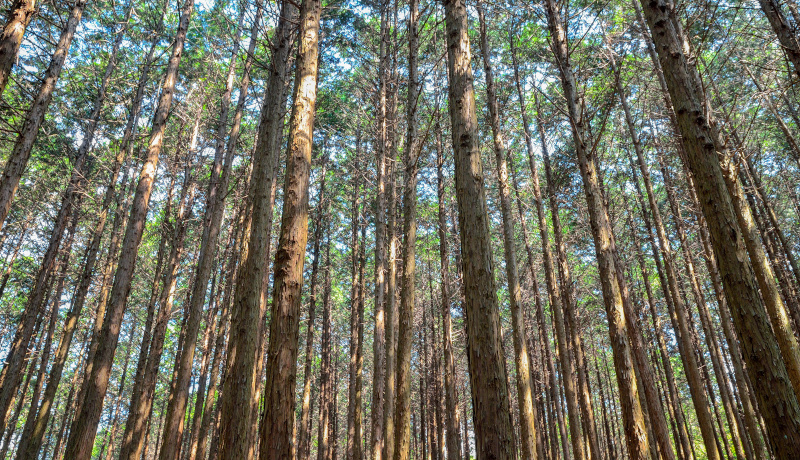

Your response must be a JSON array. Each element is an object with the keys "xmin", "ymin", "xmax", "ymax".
[
  {"xmin": 255, "ymin": 0, "xmax": 322, "ymax": 456},
  {"xmin": 638, "ymin": 0, "xmax": 800, "ymax": 456},
  {"xmin": 62, "ymin": 0, "xmax": 195, "ymax": 455},
  {"xmin": 442, "ymin": 0, "xmax": 517, "ymax": 456}
]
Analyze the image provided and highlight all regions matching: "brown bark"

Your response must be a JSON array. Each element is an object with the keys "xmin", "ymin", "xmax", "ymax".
[
  {"xmin": 442, "ymin": 0, "xmax": 516, "ymax": 456},
  {"xmin": 63, "ymin": 0, "xmax": 194, "ymax": 455},
  {"xmin": 476, "ymin": 6, "xmax": 538, "ymax": 459},
  {"xmin": 256, "ymin": 0, "xmax": 321, "ymax": 456},
  {"xmin": 436, "ymin": 127, "xmax": 462, "ymax": 460},
  {"xmin": 318, "ymin": 235, "xmax": 334, "ymax": 460},
  {"xmin": 638, "ymin": 0, "xmax": 800, "ymax": 456},
  {"xmin": 0, "ymin": 0, "xmax": 86, "ymax": 229},
  {"xmin": 392, "ymin": 0, "xmax": 420, "ymax": 456},
  {"xmin": 757, "ymin": 0, "xmax": 800, "ymax": 79},
  {"xmin": 0, "ymin": 0, "xmax": 36, "ymax": 96},
  {"xmin": 299, "ymin": 161, "xmax": 328, "ymax": 460},
  {"xmin": 347, "ymin": 137, "xmax": 365, "ymax": 460},
  {"xmin": 371, "ymin": 3, "xmax": 390, "ymax": 458},
  {"xmin": 542, "ymin": 1, "xmax": 650, "ymax": 457}
]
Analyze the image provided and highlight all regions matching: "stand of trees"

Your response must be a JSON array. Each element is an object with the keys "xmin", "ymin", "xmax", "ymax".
[{"xmin": 1, "ymin": 0, "xmax": 800, "ymax": 458}]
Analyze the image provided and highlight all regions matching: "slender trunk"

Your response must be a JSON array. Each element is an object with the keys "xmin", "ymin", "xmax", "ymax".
[
  {"xmin": 442, "ymin": 0, "xmax": 516, "ymax": 456},
  {"xmin": 638, "ymin": 0, "xmax": 800, "ymax": 455},
  {"xmin": 436, "ymin": 127, "xmax": 462, "ymax": 460},
  {"xmin": 543, "ymin": 1, "xmax": 650, "ymax": 457},
  {"xmin": 476, "ymin": 7, "xmax": 537, "ymax": 459},
  {"xmin": 299, "ymin": 168, "xmax": 327, "ymax": 460},
  {"xmin": 256, "ymin": 0, "xmax": 321, "ymax": 456},
  {"xmin": 371, "ymin": 4, "xmax": 390, "ymax": 458},
  {"xmin": 347, "ymin": 137, "xmax": 365, "ymax": 460},
  {"xmin": 217, "ymin": 0, "xmax": 298, "ymax": 456},
  {"xmin": 64, "ymin": 0, "xmax": 194, "ymax": 455},
  {"xmin": 318, "ymin": 235, "xmax": 334, "ymax": 460},
  {"xmin": 0, "ymin": 0, "xmax": 87, "ymax": 228},
  {"xmin": 392, "ymin": 0, "xmax": 420, "ymax": 457}
]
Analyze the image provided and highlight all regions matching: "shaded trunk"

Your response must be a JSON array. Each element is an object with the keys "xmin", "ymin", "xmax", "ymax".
[
  {"xmin": 637, "ymin": 0, "xmax": 800, "ymax": 455},
  {"xmin": 256, "ymin": 0, "xmax": 321, "ymax": 456},
  {"xmin": 216, "ymin": 0, "xmax": 298, "ymax": 456},
  {"xmin": 442, "ymin": 0, "xmax": 517, "ymax": 456},
  {"xmin": 476, "ymin": 6, "xmax": 538, "ymax": 459}
]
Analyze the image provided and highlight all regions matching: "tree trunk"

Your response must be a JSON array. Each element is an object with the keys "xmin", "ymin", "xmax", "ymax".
[
  {"xmin": 256, "ymin": 0, "xmax": 321, "ymax": 456},
  {"xmin": 436, "ymin": 124, "xmax": 462, "ymax": 460},
  {"xmin": 476, "ymin": 6, "xmax": 538, "ymax": 459},
  {"xmin": 637, "ymin": 0, "xmax": 800, "ymax": 455},
  {"xmin": 757, "ymin": 0, "xmax": 800, "ymax": 79},
  {"xmin": 347, "ymin": 136, "xmax": 365, "ymax": 460},
  {"xmin": 0, "ymin": 0, "xmax": 87, "ymax": 229},
  {"xmin": 392, "ymin": 0, "xmax": 420, "ymax": 456},
  {"xmin": 0, "ymin": 0, "xmax": 36, "ymax": 96},
  {"xmin": 216, "ymin": 0, "xmax": 298, "ymax": 456},
  {"xmin": 371, "ymin": 3, "xmax": 390, "ymax": 458},
  {"xmin": 442, "ymin": 0, "xmax": 517, "ymax": 456},
  {"xmin": 63, "ymin": 0, "xmax": 194, "ymax": 455}
]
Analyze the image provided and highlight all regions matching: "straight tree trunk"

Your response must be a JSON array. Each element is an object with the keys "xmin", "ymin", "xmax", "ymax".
[
  {"xmin": 442, "ymin": 0, "xmax": 517, "ymax": 456},
  {"xmin": 542, "ymin": 1, "xmax": 651, "ymax": 458},
  {"xmin": 63, "ymin": 0, "xmax": 194, "ymax": 455},
  {"xmin": 392, "ymin": 0, "xmax": 420, "ymax": 456},
  {"xmin": 318, "ymin": 235, "xmax": 334, "ymax": 460},
  {"xmin": 436, "ymin": 125, "xmax": 462, "ymax": 460},
  {"xmin": 216, "ymin": 0, "xmax": 298, "ymax": 456},
  {"xmin": 347, "ymin": 137, "xmax": 365, "ymax": 460},
  {"xmin": 476, "ymin": 7, "xmax": 538, "ymax": 459},
  {"xmin": 0, "ymin": 0, "xmax": 87, "ymax": 229},
  {"xmin": 371, "ymin": 3, "xmax": 390, "ymax": 458},
  {"xmin": 637, "ymin": 0, "xmax": 800, "ymax": 456},
  {"xmin": 299, "ymin": 167, "xmax": 328, "ymax": 460},
  {"xmin": 256, "ymin": 0, "xmax": 321, "ymax": 456}
]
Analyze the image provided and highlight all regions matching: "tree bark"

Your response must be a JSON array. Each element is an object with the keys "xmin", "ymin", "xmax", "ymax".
[
  {"xmin": 0, "ymin": 0, "xmax": 36, "ymax": 96},
  {"xmin": 442, "ymin": 0, "xmax": 517, "ymax": 456},
  {"xmin": 256, "ymin": 0, "xmax": 321, "ymax": 456},
  {"xmin": 476, "ymin": 6, "xmax": 538, "ymax": 459},
  {"xmin": 757, "ymin": 0, "xmax": 800, "ymax": 79},
  {"xmin": 63, "ymin": 0, "xmax": 194, "ymax": 455},
  {"xmin": 638, "ymin": 0, "xmax": 800, "ymax": 455}
]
